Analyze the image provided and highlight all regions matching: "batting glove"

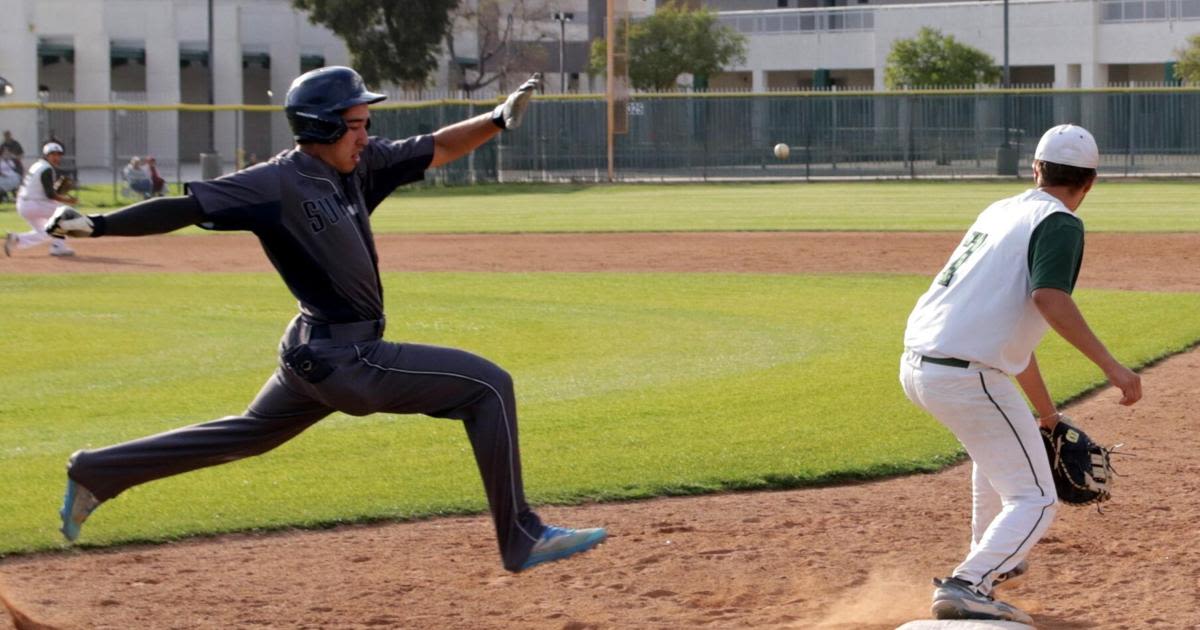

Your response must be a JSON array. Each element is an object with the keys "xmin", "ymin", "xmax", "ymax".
[
  {"xmin": 45, "ymin": 205, "xmax": 94, "ymax": 238},
  {"xmin": 492, "ymin": 73, "xmax": 542, "ymax": 131}
]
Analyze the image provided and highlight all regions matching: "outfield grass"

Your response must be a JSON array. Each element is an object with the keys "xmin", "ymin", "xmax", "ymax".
[
  {"xmin": 1, "ymin": 272, "xmax": 1197, "ymax": 555},
  {"xmin": 375, "ymin": 180, "xmax": 1199, "ymax": 233},
  {"xmin": 1, "ymin": 180, "xmax": 1195, "ymax": 234}
]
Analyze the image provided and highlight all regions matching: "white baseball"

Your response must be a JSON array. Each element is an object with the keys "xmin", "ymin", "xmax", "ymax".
[{"xmin": 774, "ymin": 143, "xmax": 790, "ymax": 160}]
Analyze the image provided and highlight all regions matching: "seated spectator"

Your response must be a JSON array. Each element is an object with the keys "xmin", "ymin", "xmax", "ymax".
[
  {"xmin": 1, "ymin": 130, "xmax": 24, "ymax": 176},
  {"xmin": 123, "ymin": 156, "xmax": 153, "ymax": 199},
  {"xmin": 145, "ymin": 156, "xmax": 166, "ymax": 196},
  {"xmin": 0, "ymin": 149, "xmax": 20, "ymax": 203}
]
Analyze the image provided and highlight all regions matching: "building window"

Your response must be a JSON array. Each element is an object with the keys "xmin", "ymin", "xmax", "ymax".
[{"xmin": 778, "ymin": 0, "xmax": 789, "ymax": 6}]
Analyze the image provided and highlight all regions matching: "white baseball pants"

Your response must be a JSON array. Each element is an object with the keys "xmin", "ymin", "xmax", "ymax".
[
  {"xmin": 899, "ymin": 350, "xmax": 1057, "ymax": 594},
  {"xmin": 14, "ymin": 198, "xmax": 72, "ymax": 253}
]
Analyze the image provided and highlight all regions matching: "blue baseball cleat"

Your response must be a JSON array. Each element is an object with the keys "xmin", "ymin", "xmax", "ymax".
[
  {"xmin": 59, "ymin": 477, "xmax": 101, "ymax": 542},
  {"xmin": 518, "ymin": 525, "xmax": 607, "ymax": 571}
]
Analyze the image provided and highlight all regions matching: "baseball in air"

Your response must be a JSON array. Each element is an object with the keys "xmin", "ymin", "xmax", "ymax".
[{"xmin": 774, "ymin": 143, "xmax": 790, "ymax": 160}]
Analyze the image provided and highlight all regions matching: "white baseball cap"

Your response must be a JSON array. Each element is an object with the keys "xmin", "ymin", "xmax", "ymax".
[
  {"xmin": 1034, "ymin": 124, "xmax": 1098, "ymax": 169},
  {"xmin": 42, "ymin": 142, "xmax": 64, "ymax": 155}
]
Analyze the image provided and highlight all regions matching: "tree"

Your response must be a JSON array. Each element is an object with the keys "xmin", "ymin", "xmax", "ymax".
[
  {"xmin": 588, "ymin": 1, "xmax": 746, "ymax": 91},
  {"xmin": 445, "ymin": 0, "xmax": 552, "ymax": 95},
  {"xmin": 884, "ymin": 27, "xmax": 1001, "ymax": 89},
  {"xmin": 293, "ymin": 0, "xmax": 458, "ymax": 88},
  {"xmin": 1174, "ymin": 34, "xmax": 1200, "ymax": 84}
]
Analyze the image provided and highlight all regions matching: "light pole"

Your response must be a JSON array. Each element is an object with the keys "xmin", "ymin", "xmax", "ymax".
[
  {"xmin": 1002, "ymin": 0, "xmax": 1010, "ymax": 148},
  {"xmin": 208, "ymin": 0, "xmax": 215, "ymax": 154},
  {"xmin": 553, "ymin": 11, "xmax": 574, "ymax": 93},
  {"xmin": 995, "ymin": 0, "xmax": 1017, "ymax": 176}
]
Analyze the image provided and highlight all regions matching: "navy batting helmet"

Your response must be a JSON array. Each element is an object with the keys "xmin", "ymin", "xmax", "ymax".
[{"xmin": 285, "ymin": 66, "xmax": 386, "ymax": 144}]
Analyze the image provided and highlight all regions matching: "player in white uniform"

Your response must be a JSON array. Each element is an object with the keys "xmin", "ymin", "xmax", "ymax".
[
  {"xmin": 899, "ymin": 124, "xmax": 1142, "ymax": 623},
  {"xmin": 5, "ymin": 142, "xmax": 80, "ymax": 257}
]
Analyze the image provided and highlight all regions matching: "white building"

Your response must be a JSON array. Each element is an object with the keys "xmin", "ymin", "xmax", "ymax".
[
  {"xmin": 0, "ymin": 0, "xmax": 354, "ymax": 170},
  {"xmin": 707, "ymin": 0, "xmax": 1200, "ymax": 91},
  {"xmin": 1, "ymin": 0, "xmax": 1195, "ymax": 170}
]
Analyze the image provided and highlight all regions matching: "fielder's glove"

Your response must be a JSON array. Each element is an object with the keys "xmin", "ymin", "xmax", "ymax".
[
  {"xmin": 1040, "ymin": 415, "xmax": 1114, "ymax": 506},
  {"xmin": 492, "ymin": 73, "xmax": 542, "ymax": 131},
  {"xmin": 54, "ymin": 175, "xmax": 75, "ymax": 195},
  {"xmin": 45, "ymin": 205, "xmax": 94, "ymax": 238}
]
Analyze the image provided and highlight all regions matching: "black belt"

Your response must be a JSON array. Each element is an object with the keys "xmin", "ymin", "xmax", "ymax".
[
  {"xmin": 920, "ymin": 355, "xmax": 971, "ymax": 369},
  {"xmin": 300, "ymin": 318, "xmax": 385, "ymax": 344}
]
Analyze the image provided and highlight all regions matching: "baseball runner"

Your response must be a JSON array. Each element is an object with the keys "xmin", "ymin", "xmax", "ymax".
[
  {"xmin": 899, "ymin": 124, "xmax": 1142, "ymax": 622},
  {"xmin": 49, "ymin": 66, "xmax": 606, "ymax": 573},
  {"xmin": 5, "ymin": 142, "xmax": 79, "ymax": 257}
]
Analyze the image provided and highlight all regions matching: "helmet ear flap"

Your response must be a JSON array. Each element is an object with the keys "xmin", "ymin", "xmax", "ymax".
[
  {"xmin": 286, "ymin": 110, "xmax": 347, "ymax": 144},
  {"xmin": 284, "ymin": 66, "xmax": 385, "ymax": 144}
]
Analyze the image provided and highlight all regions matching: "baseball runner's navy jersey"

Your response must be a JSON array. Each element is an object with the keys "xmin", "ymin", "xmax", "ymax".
[{"xmin": 186, "ymin": 135, "xmax": 434, "ymax": 324}]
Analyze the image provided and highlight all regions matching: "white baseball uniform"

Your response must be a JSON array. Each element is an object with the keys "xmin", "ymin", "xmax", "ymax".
[
  {"xmin": 900, "ymin": 187, "xmax": 1086, "ymax": 594},
  {"xmin": 14, "ymin": 158, "xmax": 73, "ymax": 255}
]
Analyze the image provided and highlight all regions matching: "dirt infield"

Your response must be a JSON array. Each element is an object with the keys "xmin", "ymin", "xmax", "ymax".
[
  {"xmin": 2, "ymin": 231, "xmax": 1197, "ymax": 629},
  {"xmin": 2, "ymin": 232, "xmax": 1198, "ymax": 293}
]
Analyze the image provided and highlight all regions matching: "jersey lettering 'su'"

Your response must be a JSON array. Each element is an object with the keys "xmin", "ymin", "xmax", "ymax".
[{"xmin": 302, "ymin": 194, "xmax": 353, "ymax": 233}]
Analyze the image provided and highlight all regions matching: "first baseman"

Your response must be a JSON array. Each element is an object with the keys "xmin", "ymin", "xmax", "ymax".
[
  {"xmin": 5, "ymin": 142, "xmax": 79, "ymax": 257},
  {"xmin": 899, "ymin": 124, "xmax": 1142, "ymax": 622},
  {"xmin": 49, "ymin": 66, "xmax": 606, "ymax": 572}
]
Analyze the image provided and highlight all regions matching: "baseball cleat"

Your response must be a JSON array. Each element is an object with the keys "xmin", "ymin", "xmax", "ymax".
[
  {"xmin": 3, "ymin": 232, "xmax": 15, "ymax": 257},
  {"xmin": 49, "ymin": 246, "xmax": 76, "ymax": 257},
  {"xmin": 518, "ymin": 525, "xmax": 607, "ymax": 571},
  {"xmin": 931, "ymin": 576, "xmax": 1033, "ymax": 624},
  {"xmin": 992, "ymin": 560, "xmax": 1029, "ymax": 589},
  {"xmin": 59, "ymin": 476, "xmax": 101, "ymax": 542}
]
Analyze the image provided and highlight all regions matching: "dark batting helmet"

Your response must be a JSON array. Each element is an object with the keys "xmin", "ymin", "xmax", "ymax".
[{"xmin": 285, "ymin": 66, "xmax": 386, "ymax": 144}]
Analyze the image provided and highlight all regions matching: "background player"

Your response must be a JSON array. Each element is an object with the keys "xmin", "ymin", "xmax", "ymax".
[
  {"xmin": 48, "ymin": 66, "xmax": 606, "ymax": 573},
  {"xmin": 5, "ymin": 142, "xmax": 79, "ymax": 257},
  {"xmin": 899, "ymin": 124, "xmax": 1142, "ymax": 622}
]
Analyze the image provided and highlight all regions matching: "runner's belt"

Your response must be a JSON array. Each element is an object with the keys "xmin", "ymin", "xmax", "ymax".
[{"xmin": 300, "ymin": 318, "xmax": 385, "ymax": 344}]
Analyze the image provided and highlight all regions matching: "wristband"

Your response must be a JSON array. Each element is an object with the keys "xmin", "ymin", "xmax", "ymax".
[{"xmin": 491, "ymin": 104, "xmax": 507, "ymax": 130}]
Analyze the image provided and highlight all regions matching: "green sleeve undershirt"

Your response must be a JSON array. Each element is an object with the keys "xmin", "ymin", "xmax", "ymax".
[{"xmin": 1028, "ymin": 211, "xmax": 1085, "ymax": 294}]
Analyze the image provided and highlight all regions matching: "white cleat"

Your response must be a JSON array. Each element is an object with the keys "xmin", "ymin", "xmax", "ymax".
[{"xmin": 931, "ymin": 576, "xmax": 1033, "ymax": 624}]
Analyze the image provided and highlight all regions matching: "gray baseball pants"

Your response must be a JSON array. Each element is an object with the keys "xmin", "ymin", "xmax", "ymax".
[{"xmin": 68, "ymin": 315, "xmax": 545, "ymax": 571}]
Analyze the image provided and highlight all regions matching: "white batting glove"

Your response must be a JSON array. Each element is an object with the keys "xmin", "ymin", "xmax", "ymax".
[
  {"xmin": 45, "ymin": 205, "xmax": 94, "ymax": 238},
  {"xmin": 491, "ymin": 73, "xmax": 542, "ymax": 131}
]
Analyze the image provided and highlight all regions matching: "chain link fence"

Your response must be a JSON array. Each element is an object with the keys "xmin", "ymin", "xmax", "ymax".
[{"xmin": 18, "ymin": 87, "xmax": 1200, "ymax": 192}]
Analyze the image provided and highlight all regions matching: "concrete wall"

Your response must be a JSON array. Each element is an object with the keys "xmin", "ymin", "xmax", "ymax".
[{"xmin": 0, "ymin": 0, "xmax": 39, "ymax": 159}]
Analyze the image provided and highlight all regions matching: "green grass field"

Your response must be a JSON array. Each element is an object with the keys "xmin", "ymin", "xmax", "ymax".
[
  {"xmin": 1, "ymin": 272, "xmax": 1198, "ymax": 555},
  {"xmin": 1, "ymin": 180, "xmax": 1196, "ymax": 234},
  {"xmin": 1, "ymin": 180, "xmax": 1197, "ymax": 558}
]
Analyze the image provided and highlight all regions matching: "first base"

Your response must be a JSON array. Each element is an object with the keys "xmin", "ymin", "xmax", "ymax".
[{"xmin": 896, "ymin": 621, "xmax": 1035, "ymax": 630}]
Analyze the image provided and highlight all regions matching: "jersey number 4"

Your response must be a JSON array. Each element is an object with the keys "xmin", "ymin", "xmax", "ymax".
[{"xmin": 936, "ymin": 231, "xmax": 987, "ymax": 286}]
